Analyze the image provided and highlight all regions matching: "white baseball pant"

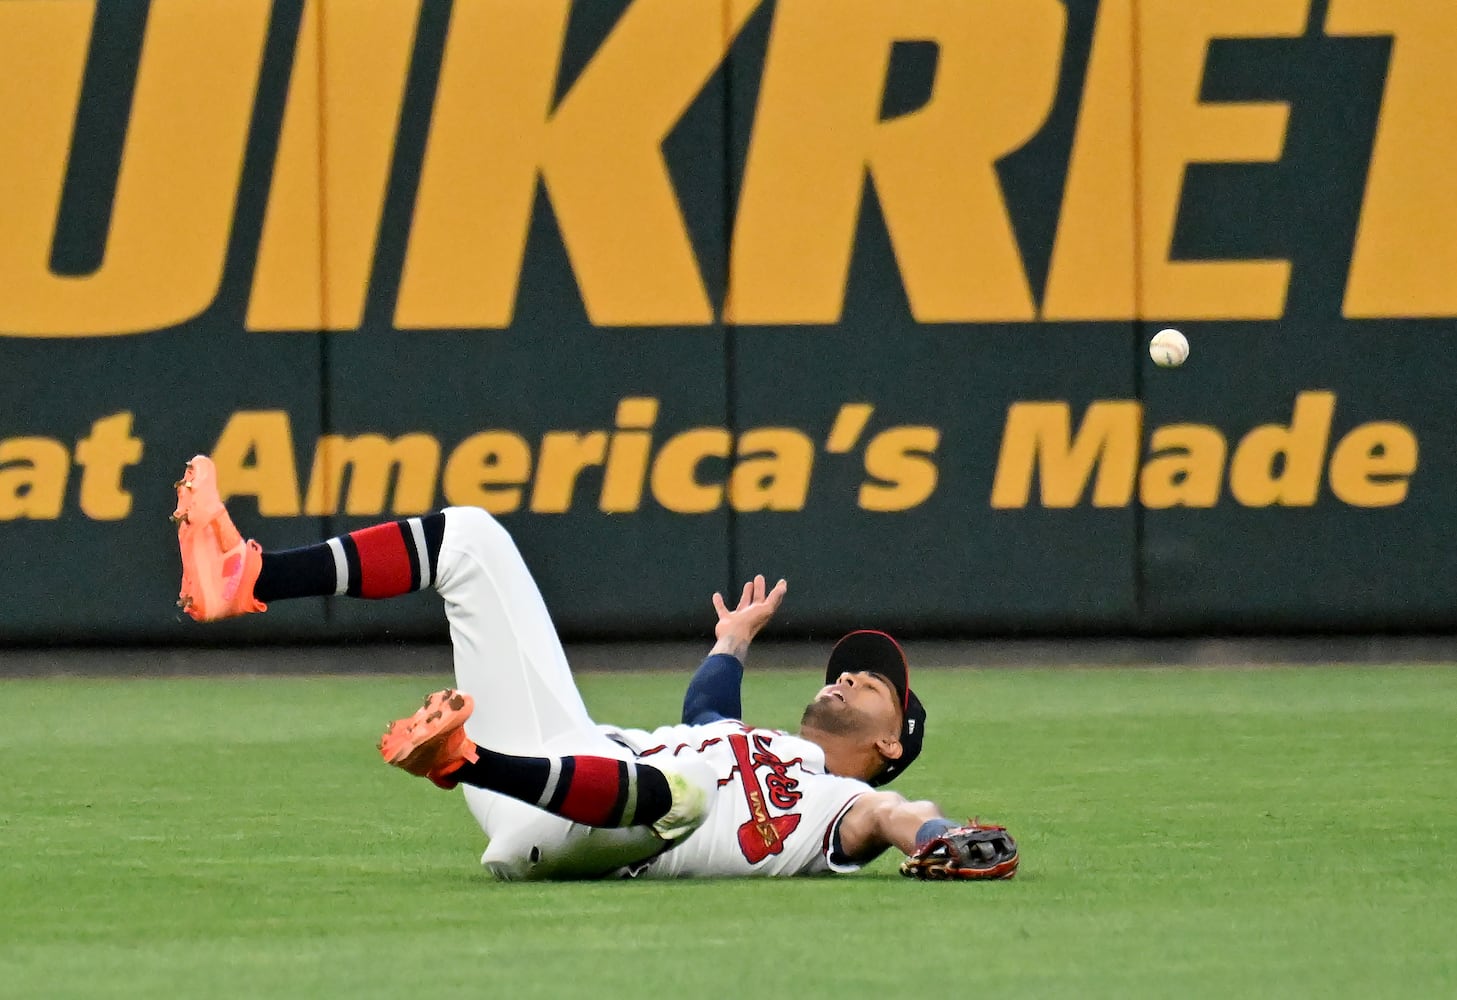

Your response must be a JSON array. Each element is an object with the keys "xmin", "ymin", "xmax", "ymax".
[{"xmin": 433, "ymin": 507, "xmax": 684, "ymax": 880}]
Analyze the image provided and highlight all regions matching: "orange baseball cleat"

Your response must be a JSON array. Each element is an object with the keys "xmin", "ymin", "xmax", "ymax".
[
  {"xmin": 173, "ymin": 455, "xmax": 266, "ymax": 622},
  {"xmin": 379, "ymin": 689, "xmax": 480, "ymax": 789}
]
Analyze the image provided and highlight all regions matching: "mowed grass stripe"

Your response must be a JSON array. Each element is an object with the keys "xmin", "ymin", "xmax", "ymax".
[{"xmin": 1, "ymin": 666, "xmax": 1453, "ymax": 998}]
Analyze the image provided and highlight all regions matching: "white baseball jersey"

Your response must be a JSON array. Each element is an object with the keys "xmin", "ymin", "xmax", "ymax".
[
  {"xmin": 602, "ymin": 719, "xmax": 873, "ymax": 878},
  {"xmin": 430, "ymin": 509, "xmax": 877, "ymax": 881}
]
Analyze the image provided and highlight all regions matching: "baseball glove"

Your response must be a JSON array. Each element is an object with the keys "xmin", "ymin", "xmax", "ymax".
[{"xmin": 899, "ymin": 821, "xmax": 1019, "ymax": 880}]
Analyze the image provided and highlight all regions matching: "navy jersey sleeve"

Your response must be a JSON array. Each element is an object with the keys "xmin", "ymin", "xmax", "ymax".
[{"xmin": 681, "ymin": 653, "xmax": 744, "ymax": 725}]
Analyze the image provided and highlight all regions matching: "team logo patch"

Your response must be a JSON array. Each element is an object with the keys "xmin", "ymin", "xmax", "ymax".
[{"xmin": 725, "ymin": 733, "xmax": 804, "ymax": 864}]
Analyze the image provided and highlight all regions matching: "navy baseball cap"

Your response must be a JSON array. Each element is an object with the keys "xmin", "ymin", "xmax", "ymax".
[{"xmin": 824, "ymin": 630, "xmax": 926, "ymax": 787}]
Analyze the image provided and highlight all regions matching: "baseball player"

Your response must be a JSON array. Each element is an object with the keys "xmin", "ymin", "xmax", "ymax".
[{"xmin": 173, "ymin": 455, "xmax": 1017, "ymax": 880}]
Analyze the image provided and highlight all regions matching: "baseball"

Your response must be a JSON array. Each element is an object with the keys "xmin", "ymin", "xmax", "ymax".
[{"xmin": 1149, "ymin": 328, "xmax": 1189, "ymax": 367}]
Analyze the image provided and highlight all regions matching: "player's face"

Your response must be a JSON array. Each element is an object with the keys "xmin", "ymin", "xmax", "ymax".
[{"xmin": 810, "ymin": 671, "xmax": 903, "ymax": 737}]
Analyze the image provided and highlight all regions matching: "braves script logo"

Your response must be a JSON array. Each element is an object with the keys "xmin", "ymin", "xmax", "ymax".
[{"xmin": 724, "ymin": 733, "xmax": 804, "ymax": 864}]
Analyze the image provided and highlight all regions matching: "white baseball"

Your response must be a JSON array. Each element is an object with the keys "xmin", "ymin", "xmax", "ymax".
[{"xmin": 1149, "ymin": 328, "xmax": 1189, "ymax": 367}]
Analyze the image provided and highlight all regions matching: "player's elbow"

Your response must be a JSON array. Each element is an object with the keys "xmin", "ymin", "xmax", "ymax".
[
  {"xmin": 897, "ymin": 799, "xmax": 945, "ymax": 826},
  {"xmin": 861, "ymin": 791, "xmax": 916, "ymax": 833}
]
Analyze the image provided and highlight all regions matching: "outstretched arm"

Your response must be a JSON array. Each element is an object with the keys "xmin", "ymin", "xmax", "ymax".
[
  {"xmin": 681, "ymin": 654, "xmax": 742, "ymax": 724},
  {"xmin": 680, "ymin": 575, "xmax": 787, "ymax": 725},
  {"xmin": 834, "ymin": 790, "xmax": 949, "ymax": 862}
]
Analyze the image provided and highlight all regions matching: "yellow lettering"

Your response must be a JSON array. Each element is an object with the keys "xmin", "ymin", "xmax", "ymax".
[
  {"xmin": 0, "ymin": 437, "xmax": 69, "ymax": 520},
  {"xmin": 1228, "ymin": 390, "xmax": 1334, "ymax": 506},
  {"xmin": 73, "ymin": 412, "xmax": 144, "ymax": 519},
  {"xmin": 1137, "ymin": 0, "xmax": 1306, "ymax": 319},
  {"xmin": 530, "ymin": 430, "xmax": 608, "ymax": 514},
  {"xmin": 1043, "ymin": 0, "xmax": 1135, "ymax": 318},
  {"xmin": 730, "ymin": 429, "xmax": 814, "ymax": 512},
  {"xmin": 398, "ymin": 0, "xmax": 760, "ymax": 329},
  {"xmin": 211, "ymin": 411, "xmax": 302, "ymax": 515},
  {"xmin": 859, "ymin": 427, "xmax": 941, "ymax": 512},
  {"xmin": 0, "ymin": 0, "xmax": 269, "ymax": 337},
  {"xmin": 1139, "ymin": 424, "xmax": 1226, "ymax": 508},
  {"xmin": 825, "ymin": 403, "xmax": 874, "ymax": 454},
  {"xmin": 730, "ymin": 0, "xmax": 1063, "ymax": 324},
  {"xmin": 248, "ymin": 0, "xmax": 420, "ymax": 331},
  {"xmin": 601, "ymin": 397, "xmax": 659, "ymax": 513},
  {"xmin": 991, "ymin": 401, "xmax": 1141, "ymax": 508},
  {"xmin": 651, "ymin": 428, "xmax": 730, "ymax": 514},
  {"xmin": 443, "ymin": 431, "xmax": 532, "ymax": 514},
  {"xmin": 1328, "ymin": 1, "xmax": 1457, "ymax": 317},
  {"xmin": 304, "ymin": 433, "xmax": 439, "ymax": 516},
  {"xmin": 1047, "ymin": 0, "xmax": 1305, "ymax": 319},
  {"xmin": 1328, "ymin": 422, "xmax": 1418, "ymax": 506}
]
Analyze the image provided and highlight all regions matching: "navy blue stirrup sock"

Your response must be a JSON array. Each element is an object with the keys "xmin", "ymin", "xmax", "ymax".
[
  {"xmin": 255, "ymin": 513, "xmax": 445, "ymax": 602},
  {"xmin": 449, "ymin": 749, "xmax": 674, "ymax": 828}
]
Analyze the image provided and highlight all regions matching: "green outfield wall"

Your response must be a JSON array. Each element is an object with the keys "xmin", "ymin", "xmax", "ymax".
[{"xmin": 2, "ymin": 0, "xmax": 1455, "ymax": 643}]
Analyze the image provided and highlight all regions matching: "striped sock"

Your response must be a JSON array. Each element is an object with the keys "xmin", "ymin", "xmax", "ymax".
[
  {"xmin": 449, "ymin": 749, "xmax": 673, "ymax": 829},
  {"xmin": 254, "ymin": 513, "xmax": 446, "ymax": 603}
]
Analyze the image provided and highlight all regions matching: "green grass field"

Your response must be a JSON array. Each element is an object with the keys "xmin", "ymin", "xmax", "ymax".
[{"xmin": 3, "ymin": 664, "xmax": 1455, "ymax": 998}]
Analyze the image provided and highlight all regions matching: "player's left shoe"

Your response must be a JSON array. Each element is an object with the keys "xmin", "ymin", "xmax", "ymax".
[
  {"xmin": 173, "ymin": 454, "xmax": 266, "ymax": 622},
  {"xmin": 379, "ymin": 689, "xmax": 480, "ymax": 789}
]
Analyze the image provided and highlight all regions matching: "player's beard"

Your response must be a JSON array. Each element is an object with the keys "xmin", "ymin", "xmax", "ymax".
[{"xmin": 800, "ymin": 697, "xmax": 876, "ymax": 738}]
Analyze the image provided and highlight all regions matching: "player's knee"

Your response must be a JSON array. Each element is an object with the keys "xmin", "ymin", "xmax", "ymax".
[
  {"xmin": 483, "ymin": 856, "xmax": 530, "ymax": 882},
  {"xmin": 651, "ymin": 758, "xmax": 714, "ymax": 843},
  {"xmin": 442, "ymin": 505, "xmax": 509, "ymax": 547},
  {"xmin": 479, "ymin": 832, "xmax": 544, "ymax": 882},
  {"xmin": 438, "ymin": 506, "xmax": 522, "ymax": 581}
]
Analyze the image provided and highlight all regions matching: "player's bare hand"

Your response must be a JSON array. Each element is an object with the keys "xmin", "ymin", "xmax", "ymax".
[{"xmin": 710, "ymin": 575, "xmax": 787, "ymax": 656}]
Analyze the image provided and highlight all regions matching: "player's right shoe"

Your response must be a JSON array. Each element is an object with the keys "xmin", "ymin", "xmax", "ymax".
[
  {"xmin": 378, "ymin": 689, "xmax": 480, "ymax": 789},
  {"xmin": 173, "ymin": 454, "xmax": 266, "ymax": 622}
]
